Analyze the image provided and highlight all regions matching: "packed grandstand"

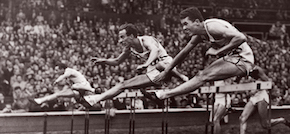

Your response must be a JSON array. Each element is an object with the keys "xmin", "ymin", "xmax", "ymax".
[{"xmin": 0, "ymin": 0, "xmax": 288, "ymax": 113}]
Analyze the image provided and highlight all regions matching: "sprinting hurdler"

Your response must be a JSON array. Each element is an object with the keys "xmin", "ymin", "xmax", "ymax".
[{"xmin": 78, "ymin": 23, "xmax": 188, "ymax": 106}]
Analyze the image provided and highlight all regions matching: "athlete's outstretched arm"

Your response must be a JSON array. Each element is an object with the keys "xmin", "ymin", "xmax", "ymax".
[
  {"xmin": 153, "ymin": 35, "xmax": 202, "ymax": 82},
  {"xmin": 91, "ymin": 45, "xmax": 131, "ymax": 66}
]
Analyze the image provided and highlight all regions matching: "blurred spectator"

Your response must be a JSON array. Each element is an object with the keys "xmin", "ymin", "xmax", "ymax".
[
  {"xmin": 234, "ymin": 9, "xmax": 244, "ymax": 19},
  {"xmin": 268, "ymin": 21, "xmax": 287, "ymax": 40},
  {"xmin": 16, "ymin": 9, "xmax": 26, "ymax": 22},
  {"xmin": 11, "ymin": 75, "xmax": 28, "ymax": 99},
  {"xmin": 283, "ymin": 88, "xmax": 290, "ymax": 105},
  {"xmin": 246, "ymin": 10, "xmax": 257, "ymax": 19},
  {"xmin": 48, "ymin": 11, "xmax": 57, "ymax": 26},
  {"xmin": 2, "ymin": 60, "xmax": 14, "ymax": 96},
  {"xmin": 113, "ymin": 98, "xmax": 127, "ymax": 110},
  {"xmin": 276, "ymin": 10, "xmax": 284, "ymax": 20},
  {"xmin": 0, "ymin": 93, "xmax": 5, "ymax": 110},
  {"xmin": 123, "ymin": 97, "xmax": 144, "ymax": 110},
  {"xmin": 12, "ymin": 86, "xmax": 30, "ymax": 111},
  {"xmin": 231, "ymin": 92, "xmax": 247, "ymax": 107},
  {"xmin": 11, "ymin": 75, "xmax": 27, "ymax": 90},
  {"xmin": 271, "ymin": 85, "xmax": 284, "ymax": 106},
  {"xmin": 1, "ymin": 104, "xmax": 12, "ymax": 113},
  {"xmin": 179, "ymin": 97, "xmax": 190, "ymax": 108},
  {"xmin": 35, "ymin": 12, "xmax": 45, "ymax": 23}
]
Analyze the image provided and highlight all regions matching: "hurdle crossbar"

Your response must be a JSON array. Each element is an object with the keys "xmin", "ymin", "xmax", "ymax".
[
  {"xmin": 114, "ymin": 81, "xmax": 272, "ymax": 98},
  {"xmin": 193, "ymin": 81, "xmax": 272, "ymax": 94},
  {"xmin": 114, "ymin": 91, "xmax": 144, "ymax": 98}
]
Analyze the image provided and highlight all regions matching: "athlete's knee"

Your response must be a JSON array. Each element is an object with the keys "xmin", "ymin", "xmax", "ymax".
[
  {"xmin": 213, "ymin": 117, "xmax": 221, "ymax": 124},
  {"xmin": 239, "ymin": 115, "xmax": 246, "ymax": 124}
]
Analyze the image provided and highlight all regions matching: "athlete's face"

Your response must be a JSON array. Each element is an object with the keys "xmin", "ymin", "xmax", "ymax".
[
  {"xmin": 118, "ymin": 29, "xmax": 134, "ymax": 45},
  {"xmin": 180, "ymin": 17, "xmax": 201, "ymax": 36}
]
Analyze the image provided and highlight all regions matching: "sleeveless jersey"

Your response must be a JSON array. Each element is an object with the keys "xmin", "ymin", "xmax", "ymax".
[
  {"xmin": 130, "ymin": 36, "xmax": 168, "ymax": 60},
  {"xmin": 204, "ymin": 19, "xmax": 254, "ymax": 64},
  {"xmin": 64, "ymin": 68, "xmax": 87, "ymax": 83}
]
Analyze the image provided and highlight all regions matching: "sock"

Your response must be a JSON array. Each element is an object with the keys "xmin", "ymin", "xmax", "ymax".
[
  {"xmin": 155, "ymin": 90, "xmax": 162, "ymax": 99},
  {"xmin": 84, "ymin": 94, "xmax": 100, "ymax": 106},
  {"xmin": 34, "ymin": 98, "xmax": 43, "ymax": 104}
]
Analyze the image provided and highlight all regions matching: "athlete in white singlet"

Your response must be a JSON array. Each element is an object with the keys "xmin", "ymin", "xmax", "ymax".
[
  {"xmin": 33, "ymin": 64, "xmax": 94, "ymax": 108},
  {"xmin": 149, "ymin": 7, "xmax": 290, "ymax": 132},
  {"xmin": 77, "ymin": 23, "xmax": 188, "ymax": 107},
  {"xmin": 153, "ymin": 6, "xmax": 258, "ymax": 99},
  {"xmin": 239, "ymin": 66, "xmax": 290, "ymax": 134}
]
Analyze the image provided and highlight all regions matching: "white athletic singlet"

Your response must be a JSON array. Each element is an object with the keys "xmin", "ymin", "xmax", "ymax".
[
  {"xmin": 64, "ymin": 68, "xmax": 87, "ymax": 83},
  {"xmin": 133, "ymin": 36, "xmax": 172, "ymax": 82},
  {"xmin": 132, "ymin": 36, "xmax": 169, "ymax": 60},
  {"xmin": 204, "ymin": 19, "xmax": 254, "ymax": 64}
]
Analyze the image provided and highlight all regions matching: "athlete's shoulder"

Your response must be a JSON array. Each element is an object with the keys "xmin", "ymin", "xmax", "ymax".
[
  {"xmin": 204, "ymin": 18, "xmax": 232, "ymax": 28},
  {"xmin": 65, "ymin": 67, "xmax": 78, "ymax": 73},
  {"xmin": 205, "ymin": 18, "xmax": 230, "ymax": 24},
  {"xmin": 138, "ymin": 35, "xmax": 153, "ymax": 40},
  {"xmin": 139, "ymin": 35, "xmax": 158, "ymax": 42}
]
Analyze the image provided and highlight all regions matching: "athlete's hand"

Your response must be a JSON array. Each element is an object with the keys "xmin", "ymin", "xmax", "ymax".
[
  {"xmin": 153, "ymin": 71, "xmax": 169, "ymax": 83},
  {"xmin": 52, "ymin": 81, "xmax": 57, "ymax": 86},
  {"xmin": 205, "ymin": 48, "xmax": 218, "ymax": 56},
  {"xmin": 136, "ymin": 64, "xmax": 148, "ymax": 72},
  {"xmin": 91, "ymin": 57, "xmax": 106, "ymax": 65}
]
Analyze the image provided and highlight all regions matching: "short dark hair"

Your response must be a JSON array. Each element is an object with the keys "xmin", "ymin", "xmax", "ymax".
[
  {"xmin": 119, "ymin": 23, "xmax": 138, "ymax": 37},
  {"xmin": 57, "ymin": 62, "xmax": 67, "ymax": 70},
  {"xmin": 180, "ymin": 7, "xmax": 204, "ymax": 22}
]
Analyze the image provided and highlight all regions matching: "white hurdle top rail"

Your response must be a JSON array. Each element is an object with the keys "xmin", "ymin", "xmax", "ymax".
[
  {"xmin": 193, "ymin": 81, "xmax": 272, "ymax": 94},
  {"xmin": 114, "ymin": 81, "xmax": 272, "ymax": 98}
]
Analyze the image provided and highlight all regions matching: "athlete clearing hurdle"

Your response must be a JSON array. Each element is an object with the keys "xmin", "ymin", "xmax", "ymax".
[
  {"xmin": 152, "ymin": 6, "xmax": 259, "ymax": 100},
  {"xmin": 77, "ymin": 23, "xmax": 188, "ymax": 107},
  {"xmin": 31, "ymin": 63, "xmax": 94, "ymax": 109}
]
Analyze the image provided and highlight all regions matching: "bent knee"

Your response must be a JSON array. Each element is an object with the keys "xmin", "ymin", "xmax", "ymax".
[
  {"xmin": 239, "ymin": 116, "xmax": 247, "ymax": 123},
  {"xmin": 213, "ymin": 118, "xmax": 221, "ymax": 124}
]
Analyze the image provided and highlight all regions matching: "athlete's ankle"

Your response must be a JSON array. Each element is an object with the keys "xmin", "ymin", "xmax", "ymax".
[{"xmin": 34, "ymin": 98, "xmax": 42, "ymax": 104}]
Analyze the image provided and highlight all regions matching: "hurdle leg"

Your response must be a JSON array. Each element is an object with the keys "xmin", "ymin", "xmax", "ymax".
[
  {"xmin": 104, "ymin": 100, "xmax": 111, "ymax": 134},
  {"xmin": 211, "ymin": 93, "xmax": 215, "ymax": 134},
  {"xmin": 104, "ymin": 109, "xmax": 107, "ymax": 134},
  {"xmin": 84, "ymin": 109, "xmax": 89, "ymax": 134},
  {"xmin": 71, "ymin": 109, "xmax": 74, "ymax": 134},
  {"xmin": 161, "ymin": 102, "xmax": 164, "ymax": 134},
  {"xmin": 107, "ymin": 106, "xmax": 111, "ymax": 134},
  {"xmin": 132, "ymin": 94, "xmax": 136, "ymax": 134},
  {"xmin": 104, "ymin": 106, "xmax": 110, "ymax": 134},
  {"xmin": 165, "ymin": 98, "xmax": 169, "ymax": 134},
  {"xmin": 129, "ymin": 97, "xmax": 133, "ymax": 134},
  {"xmin": 268, "ymin": 91, "xmax": 272, "ymax": 134},
  {"xmin": 205, "ymin": 93, "xmax": 210, "ymax": 134},
  {"xmin": 43, "ymin": 113, "xmax": 47, "ymax": 134},
  {"xmin": 162, "ymin": 106, "xmax": 164, "ymax": 134}
]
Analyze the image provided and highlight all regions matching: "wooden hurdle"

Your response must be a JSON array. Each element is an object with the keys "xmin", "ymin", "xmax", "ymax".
[
  {"xmin": 192, "ymin": 81, "xmax": 273, "ymax": 134},
  {"xmin": 113, "ymin": 81, "xmax": 272, "ymax": 134},
  {"xmin": 40, "ymin": 81, "xmax": 271, "ymax": 134}
]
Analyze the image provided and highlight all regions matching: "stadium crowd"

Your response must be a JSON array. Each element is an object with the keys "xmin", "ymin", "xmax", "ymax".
[{"xmin": 0, "ymin": 0, "xmax": 288, "ymax": 112}]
